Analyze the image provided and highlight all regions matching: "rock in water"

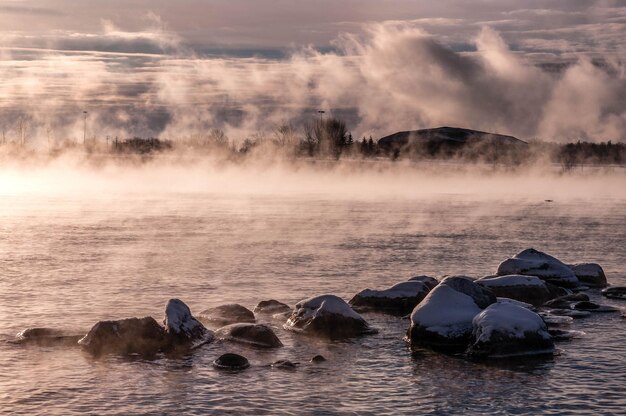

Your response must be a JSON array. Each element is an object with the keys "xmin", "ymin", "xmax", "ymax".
[
  {"xmin": 213, "ymin": 353, "xmax": 250, "ymax": 370},
  {"xmin": 476, "ymin": 275, "xmax": 551, "ymax": 306},
  {"xmin": 164, "ymin": 299, "xmax": 212, "ymax": 348},
  {"xmin": 12, "ymin": 328, "xmax": 84, "ymax": 347},
  {"xmin": 214, "ymin": 323, "xmax": 283, "ymax": 348},
  {"xmin": 407, "ymin": 275, "xmax": 439, "ymax": 290},
  {"xmin": 467, "ymin": 302, "xmax": 554, "ymax": 358},
  {"xmin": 407, "ymin": 276, "xmax": 497, "ymax": 350},
  {"xmin": 567, "ymin": 263, "xmax": 608, "ymax": 288},
  {"xmin": 254, "ymin": 300, "xmax": 291, "ymax": 314},
  {"xmin": 349, "ymin": 280, "xmax": 432, "ymax": 315},
  {"xmin": 78, "ymin": 317, "xmax": 167, "ymax": 356},
  {"xmin": 571, "ymin": 301, "xmax": 620, "ymax": 313},
  {"xmin": 310, "ymin": 354, "xmax": 326, "ymax": 363},
  {"xmin": 601, "ymin": 287, "xmax": 626, "ymax": 300},
  {"xmin": 198, "ymin": 304, "xmax": 256, "ymax": 326},
  {"xmin": 284, "ymin": 295, "xmax": 375, "ymax": 340},
  {"xmin": 270, "ymin": 360, "xmax": 297, "ymax": 370},
  {"xmin": 496, "ymin": 248, "xmax": 580, "ymax": 288}
]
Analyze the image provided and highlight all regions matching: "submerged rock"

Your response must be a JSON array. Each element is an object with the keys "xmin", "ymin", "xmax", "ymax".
[
  {"xmin": 467, "ymin": 302, "xmax": 554, "ymax": 358},
  {"xmin": 12, "ymin": 328, "xmax": 83, "ymax": 347},
  {"xmin": 284, "ymin": 295, "xmax": 375, "ymax": 340},
  {"xmin": 199, "ymin": 304, "xmax": 256, "ymax": 326},
  {"xmin": 254, "ymin": 300, "xmax": 291, "ymax": 315},
  {"xmin": 545, "ymin": 309, "xmax": 592, "ymax": 318},
  {"xmin": 496, "ymin": 249, "xmax": 580, "ymax": 288},
  {"xmin": 164, "ymin": 298, "xmax": 212, "ymax": 347},
  {"xmin": 213, "ymin": 353, "xmax": 250, "ymax": 370},
  {"xmin": 349, "ymin": 280, "xmax": 432, "ymax": 315},
  {"xmin": 78, "ymin": 317, "xmax": 167, "ymax": 356},
  {"xmin": 270, "ymin": 360, "xmax": 297, "ymax": 370},
  {"xmin": 477, "ymin": 275, "xmax": 551, "ymax": 306},
  {"xmin": 215, "ymin": 323, "xmax": 283, "ymax": 348},
  {"xmin": 602, "ymin": 287, "xmax": 626, "ymax": 300},
  {"xmin": 407, "ymin": 276, "xmax": 497, "ymax": 350},
  {"xmin": 567, "ymin": 263, "xmax": 608, "ymax": 288},
  {"xmin": 548, "ymin": 329, "xmax": 585, "ymax": 341}
]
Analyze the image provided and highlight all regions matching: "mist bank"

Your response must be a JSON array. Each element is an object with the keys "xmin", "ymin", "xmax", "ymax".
[{"xmin": 0, "ymin": 144, "xmax": 624, "ymax": 204}]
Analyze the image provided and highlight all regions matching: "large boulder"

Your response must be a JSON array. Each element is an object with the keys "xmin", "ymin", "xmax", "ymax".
[
  {"xmin": 198, "ymin": 304, "xmax": 255, "ymax": 326},
  {"xmin": 407, "ymin": 276, "xmax": 497, "ymax": 350},
  {"xmin": 164, "ymin": 298, "xmax": 212, "ymax": 347},
  {"xmin": 78, "ymin": 317, "xmax": 167, "ymax": 356},
  {"xmin": 496, "ymin": 249, "xmax": 580, "ymax": 288},
  {"xmin": 214, "ymin": 323, "xmax": 283, "ymax": 348},
  {"xmin": 284, "ymin": 295, "xmax": 375, "ymax": 340},
  {"xmin": 467, "ymin": 302, "xmax": 554, "ymax": 358},
  {"xmin": 567, "ymin": 263, "xmax": 608, "ymax": 288},
  {"xmin": 476, "ymin": 275, "xmax": 552, "ymax": 306},
  {"xmin": 349, "ymin": 280, "xmax": 432, "ymax": 315},
  {"xmin": 12, "ymin": 328, "xmax": 84, "ymax": 347}
]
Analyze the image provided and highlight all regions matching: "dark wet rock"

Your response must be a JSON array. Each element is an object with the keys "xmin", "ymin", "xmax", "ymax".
[
  {"xmin": 407, "ymin": 276, "xmax": 497, "ymax": 350},
  {"xmin": 602, "ymin": 287, "xmax": 626, "ymax": 300},
  {"xmin": 543, "ymin": 293, "xmax": 590, "ymax": 309},
  {"xmin": 12, "ymin": 328, "xmax": 83, "ymax": 347},
  {"xmin": 199, "ymin": 304, "xmax": 255, "ymax": 326},
  {"xmin": 349, "ymin": 281, "xmax": 432, "ymax": 315},
  {"xmin": 466, "ymin": 302, "xmax": 554, "ymax": 358},
  {"xmin": 254, "ymin": 300, "xmax": 291, "ymax": 314},
  {"xmin": 476, "ymin": 275, "xmax": 551, "ymax": 306},
  {"xmin": 270, "ymin": 360, "xmax": 297, "ymax": 370},
  {"xmin": 496, "ymin": 248, "xmax": 580, "ymax": 288},
  {"xmin": 407, "ymin": 275, "xmax": 439, "ymax": 290},
  {"xmin": 78, "ymin": 317, "xmax": 167, "ymax": 356},
  {"xmin": 310, "ymin": 354, "xmax": 326, "ymax": 363},
  {"xmin": 545, "ymin": 282, "xmax": 572, "ymax": 299},
  {"xmin": 567, "ymin": 263, "xmax": 608, "ymax": 288},
  {"xmin": 284, "ymin": 295, "xmax": 376, "ymax": 340},
  {"xmin": 164, "ymin": 299, "xmax": 212, "ymax": 348},
  {"xmin": 572, "ymin": 301, "xmax": 620, "ymax": 313},
  {"xmin": 213, "ymin": 353, "xmax": 250, "ymax": 370},
  {"xmin": 214, "ymin": 323, "xmax": 283, "ymax": 348}
]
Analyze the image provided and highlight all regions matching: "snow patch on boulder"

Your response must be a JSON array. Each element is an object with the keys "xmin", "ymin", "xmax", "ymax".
[{"xmin": 496, "ymin": 249, "xmax": 579, "ymax": 288}]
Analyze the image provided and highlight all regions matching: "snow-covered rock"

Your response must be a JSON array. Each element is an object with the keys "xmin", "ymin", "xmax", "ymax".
[
  {"xmin": 284, "ymin": 295, "xmax": 375, "ymax": 340},
  {"xmin": 254, "ymin": 300, "xmax": 291, "ymax": 315},
  {"xmin": 467, "ymin": 302, "xmax": 554, "ymax": 358},
  {"xmin": 567, "ymin": 263, "xmax": 608, "ymax": 288},
  {"xmin": 78, "ymin": 317, "xmax": 167, "ymax": 356},
  {"xmin": 214, "ymin": 323, "xmax": 283, "ymax": 348},
  {"xmin": 496, "ymin": 249, "xmax": 580, "ymax": 288},
  {"xmin": 349, "ymin": 280, "xmax": 432, "ymax": 314},
  {"xmin": 476, "ymin": 275, "xmax": 551, "ymax": 306},
  {"xmin": 407, "ymin": 276, "xmax": 497, "ymax": 349},
  {"xmin": 164, "ymin": 299, "xmax": 212, "ymax": 347},
  {"xmin": 198, "ymin": 304, "xmax": 255, "ymax": 326}
]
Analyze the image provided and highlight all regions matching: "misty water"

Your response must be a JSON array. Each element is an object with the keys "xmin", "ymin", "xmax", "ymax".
[{"xmin": 0, "ymin": 164, "xmax": 624, "ymax": 415}]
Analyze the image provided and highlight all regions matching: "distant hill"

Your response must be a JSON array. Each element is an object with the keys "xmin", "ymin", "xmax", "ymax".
[{"xmin": 378, "ymin": 127, "xmax": 527, "ymax": 150}]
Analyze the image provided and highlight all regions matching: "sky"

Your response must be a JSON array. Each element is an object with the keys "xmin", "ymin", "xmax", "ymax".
[{"xmin": 0, "ymin": 0, "xmax": 625, "ymax": 143}]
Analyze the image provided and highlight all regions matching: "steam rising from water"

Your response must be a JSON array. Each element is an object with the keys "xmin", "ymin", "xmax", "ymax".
[{"xmin": 1, "ymin": 22, "xmax": 625, "ymax": 144}]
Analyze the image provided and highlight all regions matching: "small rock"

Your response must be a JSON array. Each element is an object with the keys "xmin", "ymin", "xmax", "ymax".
[
  {"xmin": 12, "ymin": 328, "xmax": 83, "ymax": 347},
  {"xmin": 602, "ymin": 287, "xmax": 626, "ymax": 300},
  {"xmin": 254, "ymin": 300, "xmax": 291, "ymax": 314},
  {"xmin": 310, "ymin": 354, "xmax": 326, "ymax": 363},
  {"xmin": 213, "ymin": 353, "xmax": 250, "ymax": 370},
  {"xmin": 270, "ymin": 360, "xmax": 297, "ymax": 370},
  {"xmin": 572, "ymin": 301, "xmax": 620, "ymax": 313},
  {"xmin": 349, "ymin": 280, "xmax": 432, "ymax": 315},
  {"xmin": 567, "ymin": 263, "xmax": 608, "ymax": 288},
  {"xmin": 407, "ymin": 275, "xmax": 439, "ymax": 290},
  {"xmin": 199, "ymin": 304, "xmax": 256, "ymax": 326},
  {"xmin": 78, "ymin": 317, "xmax": 167, "ymax": 356},
  {"xmin": 214, "ymin": 323, "xmax": 283, "ymax": 348}
]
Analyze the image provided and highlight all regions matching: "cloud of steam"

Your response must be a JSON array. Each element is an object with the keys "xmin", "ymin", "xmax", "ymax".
[{"xmin": 0, "ymin": 20, "xmax": 625, "ymax": 145}]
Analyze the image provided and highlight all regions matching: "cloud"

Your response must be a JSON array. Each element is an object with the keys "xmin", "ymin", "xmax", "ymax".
[{"xmin": 0, "ymin": 21, "xmax": 624, "ymax": 145}]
